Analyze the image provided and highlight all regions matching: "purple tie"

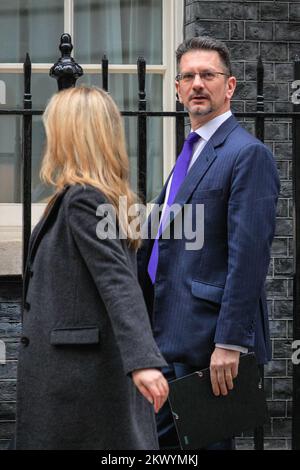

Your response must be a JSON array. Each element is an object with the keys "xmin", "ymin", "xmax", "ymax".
[{"xmin": 147, "ymin": 131, "xmax": 201, "ymax": 284}]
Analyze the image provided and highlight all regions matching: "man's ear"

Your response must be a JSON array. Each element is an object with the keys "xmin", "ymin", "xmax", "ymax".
[{"xmin": 227, "ymin": 76, "xmax": 237, "ymax": 100}]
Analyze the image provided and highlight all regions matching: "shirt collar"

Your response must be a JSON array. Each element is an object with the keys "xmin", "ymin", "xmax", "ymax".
[{"xmin": 192, "ymin": 110, "xmax": 232, "ymax": 142}]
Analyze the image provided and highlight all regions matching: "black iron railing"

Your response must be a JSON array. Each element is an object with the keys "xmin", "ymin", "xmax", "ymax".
[{"xmin": 1, "ymin": 33, "xmax": 300, "ymax": 449}]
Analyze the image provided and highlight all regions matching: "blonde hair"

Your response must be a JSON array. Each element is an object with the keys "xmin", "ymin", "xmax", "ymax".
[{"xmin": 40, "ymin": 86, "xmax": 140, "ymax": 249}]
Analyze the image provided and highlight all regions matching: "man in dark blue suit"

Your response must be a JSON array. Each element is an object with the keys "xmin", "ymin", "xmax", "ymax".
[{"xmin": 138, "ymin": 36, "xmax": 280, "ymax": 449}]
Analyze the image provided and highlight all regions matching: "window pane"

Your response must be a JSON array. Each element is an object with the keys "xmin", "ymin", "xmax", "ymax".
[
  {"xmin": 0, "ymin": 114, "xmax": 51, "ymax": 204},
  {"xmin": 80, "ymin": 73, "xmax": 163, "ymax": 201},
  {"xmin": 0, "ymin": 72, "xmax": 163, "ymax": 203},
  {"xmin": 0, "ymin": 0, "xmax": 64, "ymax": 63},
  {"xmin": 32, "ymin": 116, "xmax": 53, "ymax": 203},
  {"xmin": 0, "ymin": 73, "xmax": 58, "ymax": 108},
  {"xmin": 0, "ymin": 72, "xmax": 58, "ymax": 205},
  {"xmin": 0, "ymin": 116, "xmax": 22, "ymax": 203},
  {"xmin": 74, "ymin": 0, "xmax": 162, "ymax": 65}
]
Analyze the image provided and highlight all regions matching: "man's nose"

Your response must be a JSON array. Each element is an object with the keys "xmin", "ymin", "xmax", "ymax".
[{"xmin": 192, "ymin": 73, "xmax": 205, "ymax": 87}]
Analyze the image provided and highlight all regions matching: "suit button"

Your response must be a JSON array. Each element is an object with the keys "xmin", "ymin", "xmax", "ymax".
[
  {"xmin": 24, "ymin": 302, "xmax": 31, "ymax": 311},
  {"xmin": 29, "ymin": 270, "xmax": 34, "ymax": 278},
  {"xmin": 20, "ymin": 337, "xmax": 30, "ymax": 347}
]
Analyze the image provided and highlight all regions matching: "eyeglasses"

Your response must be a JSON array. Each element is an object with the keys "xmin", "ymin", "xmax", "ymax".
[{"xmin": 175, "ymin": 71, "xmax": 229, "ymax": 83}]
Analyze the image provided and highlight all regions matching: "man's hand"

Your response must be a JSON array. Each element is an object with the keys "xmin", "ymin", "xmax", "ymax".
[
  {"xmin": 210, "ymin": 347, "xmax": 240, "ymax": 396},
  {"xmin": 132, "ymin": 368, "xmax": 169, "ymax": 413}
]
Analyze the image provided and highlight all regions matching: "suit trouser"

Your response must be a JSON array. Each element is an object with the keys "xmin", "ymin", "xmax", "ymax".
[{"xmin": 156, "ymin": 363, "xmax": 235, "ymax": 451}]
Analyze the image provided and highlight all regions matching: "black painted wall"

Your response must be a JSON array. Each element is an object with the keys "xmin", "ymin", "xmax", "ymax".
[{"xmin": 185, "ymin": 0, "xmax": 296, "ymax": 449}]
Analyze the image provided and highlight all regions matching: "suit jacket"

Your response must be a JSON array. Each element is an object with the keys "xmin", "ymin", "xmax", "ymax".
[
  {"xmin": 138, "ymin": 115, "xmax": 280, "ymax": 367},
  {"xmin": 15, "ymin": 184, "xmax": 167, "ymax": 450}
]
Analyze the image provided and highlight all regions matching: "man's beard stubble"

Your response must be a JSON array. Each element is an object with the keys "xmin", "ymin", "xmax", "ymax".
[{"xmin": 186, "ymin": 103, "xmax": 214, "ymax": 116}]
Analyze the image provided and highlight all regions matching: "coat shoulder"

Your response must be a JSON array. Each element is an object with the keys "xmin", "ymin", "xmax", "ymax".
[
  {"xmin": 64, "ymin": 184, "xmax": 108, "ymax": 208},
  {"xmin": 229, "ymin": 123, "xmax": 273, "ymax": 157}
]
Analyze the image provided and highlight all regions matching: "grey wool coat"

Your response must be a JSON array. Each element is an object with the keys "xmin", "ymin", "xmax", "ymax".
[{"xmin": 15, "ymin": 184, "xmax": 167, "ymax": 450}]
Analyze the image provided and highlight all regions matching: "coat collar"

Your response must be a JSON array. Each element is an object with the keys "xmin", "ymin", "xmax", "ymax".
[
  {"xmin": 172, "ymin": 115, "xmax": 239, "ymax": 207},
  {"xmin": 207, "ymin": 114, "xmax": 239, "ymax": 148},
  {"xmin": 28, "ymin": 186, "xmax": 70, "ymax": 263},
  {"xmin": 147, "ymin": 115, "xmax": 239, "ymax": 237},
  {"xmin": 24, "ymin": 186, "xmax": 70, "ymax": 295}
]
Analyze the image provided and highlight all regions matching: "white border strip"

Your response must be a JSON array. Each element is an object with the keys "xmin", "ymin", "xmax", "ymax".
[{"xmin": 162, "ymin": 0, "xmax": 184, "ymax": 181}]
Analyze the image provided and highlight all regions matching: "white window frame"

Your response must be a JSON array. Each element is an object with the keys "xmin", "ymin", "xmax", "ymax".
[{"xmin": 0, "ymin": 0, "xmax": 183, "ymax": 272}]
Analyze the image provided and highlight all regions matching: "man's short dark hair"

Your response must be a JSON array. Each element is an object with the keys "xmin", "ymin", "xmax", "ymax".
[{"xmin": 176, "ymin": 36, "xmax": 232, "ymax": 76}]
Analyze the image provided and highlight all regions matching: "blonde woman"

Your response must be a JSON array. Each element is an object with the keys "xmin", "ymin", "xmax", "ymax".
[{"xmin": 15, "ymin": 86, "xmax": 168, "ymax": 450}]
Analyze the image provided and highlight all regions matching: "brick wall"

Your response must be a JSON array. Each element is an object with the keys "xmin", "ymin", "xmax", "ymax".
[
  {"xmin": 0, "ymin": 277, "xmax": 22, "ymax": 450},
  {"xmin": 185, "ymin": 0, "xmax": 297, "ymax": 449}
]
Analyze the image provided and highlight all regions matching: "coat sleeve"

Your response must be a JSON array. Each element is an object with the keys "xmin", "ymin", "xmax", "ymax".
[
  {"xmin": 214, "ymin": 143, "xmax": 280, "ymax": 348},
  {"xmin": 67, "ymin": 186, "xmax": 167, "ymax": 375}
]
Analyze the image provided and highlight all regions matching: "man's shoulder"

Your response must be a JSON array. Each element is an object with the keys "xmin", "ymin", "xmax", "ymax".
[
  {"xmin": 226, "ymin": 120, "xmax": 273, "ymax": 156},
  {"xmin": 230, "ymin": 121, "xmax": 263, "ymax": 145}
]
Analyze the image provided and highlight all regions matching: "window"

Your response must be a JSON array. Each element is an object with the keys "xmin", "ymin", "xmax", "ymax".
[{"xmin": 0, "ymin": 0, "xmax": 183, "ymax": 274}]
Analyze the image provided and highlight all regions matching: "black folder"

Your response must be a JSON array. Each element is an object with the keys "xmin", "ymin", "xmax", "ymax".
[{"xmin": 168, "ymin": 353, "xmax": 268, "ymax": 449}]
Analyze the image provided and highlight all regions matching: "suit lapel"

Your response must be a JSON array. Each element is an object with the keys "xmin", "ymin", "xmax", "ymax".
[
  {"xmin": 160, "ymin": 115, "xmax": 239, "ymax": 235},
  {"xmin": 176, "ymin": 141, "xmax": 217, "ymax": 206},
  {"xmin": 143, "ymin": 115, "xmax": 239, "ymax": 242}
]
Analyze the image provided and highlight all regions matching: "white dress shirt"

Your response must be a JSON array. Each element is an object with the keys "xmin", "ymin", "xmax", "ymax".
[{"xmin": 162, "ymin": 110, "xmax": 247, "ymax": 354}]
